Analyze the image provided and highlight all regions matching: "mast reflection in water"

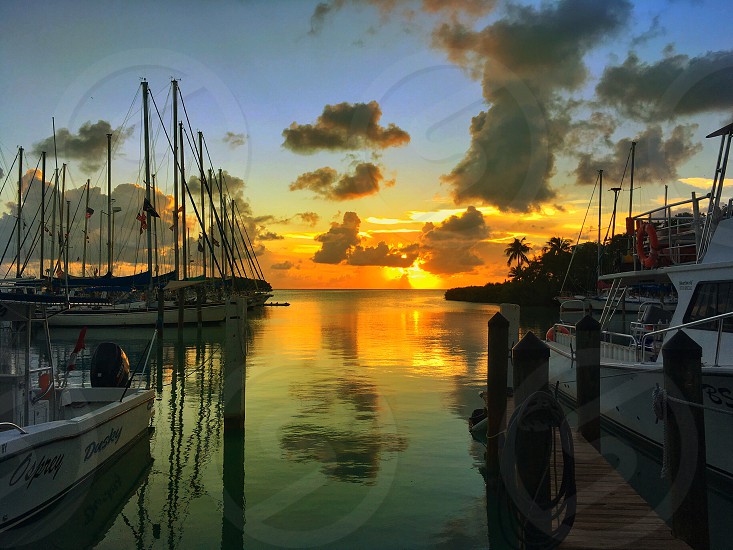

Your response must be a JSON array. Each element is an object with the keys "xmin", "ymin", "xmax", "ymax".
[{"xmin": 5, "ymin": 290, "xmax": 528, "ymax": 549}]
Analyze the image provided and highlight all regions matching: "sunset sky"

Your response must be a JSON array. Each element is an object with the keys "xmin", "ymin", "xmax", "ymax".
[{"xmin": 1, "ymin": 0, "xmax": 731, "ymax": 289}]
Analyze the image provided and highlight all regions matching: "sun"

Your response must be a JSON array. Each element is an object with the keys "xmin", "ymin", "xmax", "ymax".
[{"xmin": 382, "ymin": 265, "xmax": 444, "ymax": 289}]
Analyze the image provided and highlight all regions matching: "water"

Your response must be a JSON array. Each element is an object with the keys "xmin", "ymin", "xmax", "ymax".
[{"xmin": 2, "ymin": 290, "xmax": 730, "ymax": 549}]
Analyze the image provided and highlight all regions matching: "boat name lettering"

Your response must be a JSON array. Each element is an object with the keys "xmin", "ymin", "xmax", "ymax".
[
  {"xmin": 679, "ymin": 280, "xmax": 694, "ymax": 291},
  {"xmin": 84, "ymin": 426, "xmax": 123, "ymax": 461},
  {"xmin": 9, "ymin": 452, "xmax": 64, "ymax": 489},
  {"xmin": 701, "ymin": 384, "xmax": 733, "ymax": 408}
]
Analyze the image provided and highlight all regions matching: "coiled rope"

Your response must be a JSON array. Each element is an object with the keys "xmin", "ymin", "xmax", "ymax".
[{"xmin": 498, "ymin": 390, "xmax": 576, "ymax": 549}]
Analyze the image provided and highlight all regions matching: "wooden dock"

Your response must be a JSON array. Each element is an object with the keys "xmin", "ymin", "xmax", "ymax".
[{"xmin": 500, "ymin": 397, "xmax": 691, "ymax": 549}]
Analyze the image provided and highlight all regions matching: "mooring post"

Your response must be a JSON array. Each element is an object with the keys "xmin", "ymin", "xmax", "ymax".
[
  {"xmin": 487, "ymin": 312, "xmax": 509, "ymax": 478},
  {"xmin": 575, "ymin": 315, "xmax": 600, "ymax": 450},
  {"xmin": 511, "ymin": 332, "xmax": 552, "ymax": 548},
  {"xmin": 662, "ymin": 330, "xmax": 709, "ymax": 550},
  {"xmin": 500, "ymin": 303, "xmax": 519, "ymax": 390},
  {"xmin": 223, "ymin": 297, "xmax": 246, "ymax": 429},
  {"xmin": 512, "ymin": 332, "xmax": 549, "ymax": 406}
]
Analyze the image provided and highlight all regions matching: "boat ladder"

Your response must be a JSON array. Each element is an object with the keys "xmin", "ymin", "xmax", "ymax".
[{"xmin": 599, "ymin": 280, "xmax": 627, "ymax": 330}]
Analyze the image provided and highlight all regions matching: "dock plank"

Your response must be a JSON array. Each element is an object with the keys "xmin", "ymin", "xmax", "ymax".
[{"xmin": 499, "ymin": 397, "xmax": 691, "ymax": 549}]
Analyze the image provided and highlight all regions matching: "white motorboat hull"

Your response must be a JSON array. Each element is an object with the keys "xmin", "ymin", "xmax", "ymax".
[
  {"xmin": 547, "ymin": 339, "xmax": 733, "ymax": 480},
  {"xmin": 0, "ymin": 387, "xmax": 154, "ymax": 531}
]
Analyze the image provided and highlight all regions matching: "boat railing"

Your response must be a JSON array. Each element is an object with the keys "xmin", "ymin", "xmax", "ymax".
[{"xmin": 640, "ymin": 310, "xmax": 733, "ymax": 367}]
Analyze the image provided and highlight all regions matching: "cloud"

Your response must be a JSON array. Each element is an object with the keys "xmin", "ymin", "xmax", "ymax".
[
  {"xmin": 313, "ymin": 211, "xmax": 362, "ymax": 264},
  {"xmin": 573, "ymin": 124, "xmax": 701, "ymax": 185},
  {"xmin": 271, "ymin": 260, "xmax": 295, "ymax": 270},
  {"xmin": 31, "ymin": 120, "xmax": 133, "ymax": 173},
  {"xmin": 433, "ymin": 0, "xmax": 632, "ymax": 212},
  {"xmin": 312, "ymin": 211, "xmax": 416, "ymax": 267},
  {"xmin": 282, "ymin": 101, "xmax": 410, "ymax": 153},
  {"xmin": 347, "ymin": 242, "xmax": 419, "ymax": 267},
  {"xmin": 297, "ymin": 211, "xmax": 320, "ymax": 226},
  {"xmin": 596, "ymin": 50, "xmax": 733, "ymax": 122},
  {"xmin": 258, "ymin": 231, "xmax": 283, "ymax": 240},
  {"xmin": 290, "ymin": 162, "xmax": 393, "ymax": 200},
  {"xmin": 223, "ymin": 131, "xmax": 246, "ymax": 149},
  {"xmin": 418, "ymin": 206, "xmax": 489, "ymax": 274}
]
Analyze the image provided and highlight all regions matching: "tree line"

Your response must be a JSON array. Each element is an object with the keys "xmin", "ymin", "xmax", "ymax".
[{"xmin": 445, "ymin": 234, "xmax": 631, "ymax": 306}]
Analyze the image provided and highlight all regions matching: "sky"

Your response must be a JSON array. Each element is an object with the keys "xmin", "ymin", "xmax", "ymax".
[{"xmin": 1, "ymin": 0, "xmax": 731, "ymax": 289}]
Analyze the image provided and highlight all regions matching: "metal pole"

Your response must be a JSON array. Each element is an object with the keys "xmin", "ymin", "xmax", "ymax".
[
  {"xmin": 82, "ymin": 179, "xmax": 90, "ymax": 276},
  {"xmin": 199, "ymin": 131, "xmax": 206, "ymax": 279},
  {"xmin": 40, "ymin": 151, "xmax": 46, "ymax": 279},
  {"xmin": 180, "ymin": 122, "xmax": 187, "ymax": 280},
  {"xmin": 17, "ymin": 147, "xmax": 23, "ymax": 278},
  {"xmin": 107, "ymin": 132, "xmax": 112, "ymax": 275},
  {"xmin": 172, "ymin": 79, "xmax": 180, "ymax": 281},
  {"xmin": 142, "ymin": 80, "xmax": 153, "ymax": 297}
]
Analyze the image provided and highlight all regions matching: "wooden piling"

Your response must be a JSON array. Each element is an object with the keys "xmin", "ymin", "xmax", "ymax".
[
  {"xmin": 511, "ymin": 332, "xmax": 552, "ymax": 548},
  {"xmin": 486, "ymin": 312, "xmax": 509, "ymax": 478},
  {"xmin": 223, "ymin": 298, "xmax": 246, "ymax": 429},
  {"xmin": 662, "ymin": 330, "xmax": 709, "ymax": 550},
  {"xmin": 575, "ymin": 315, "xmax": 600, "ymax": 449}
]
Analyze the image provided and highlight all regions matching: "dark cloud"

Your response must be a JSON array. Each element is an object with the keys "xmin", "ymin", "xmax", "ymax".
[
  {"xmin": 573, "ymin": 124, "xmax": 701, "ymax": 185},
  {"xmin": 347, "ymin": 242, "xmax": 418, "ymax": 267},
  {"xmin": 282, "ymin": 101, "xmax": 409, "ymax": 153},
  {"xmin": 421, "ymin": 0, "xmax": 496, "ymax": 18},
  {"xmin": 312, "ymin": 211, "xmax": 414, "ymax": 266},
  {"xmin": 290, "ymin": 163, "xmax": 392, "ymax": 200},
  {"xmin": 298, "ymin": 211, "xmax": 320, "ymax": 226},
  {"xmin": 630, "ymin": 14, "xmax": 664, "ymax": 47},
  {"xmin": 418, "ymin": 206, "xmax": 489, "ymax": 274},
  {"xmin": 313, "ymin": 211, "xmax": 362, "ymax": 264},
  {"xmin": 433, "ymin": 0, "xmax": 632, "ymax": 212},
  {"xmin": 271, "ymin": 260, "xmax": 295, "ymax": 270},
  {"xmin": 223, "ymin": 131, "xmax": 246, "ymax": 149},
  {"xmin": 596, "ymin": 50, "xmax": 733, "ymax": 122},
  {"xmin": 31, "ymin": 120, "xmax": 133, "ymax": 173},
  {"xmin": 258, "ymin": 231, "xmax": 283, "ymax": 240}
]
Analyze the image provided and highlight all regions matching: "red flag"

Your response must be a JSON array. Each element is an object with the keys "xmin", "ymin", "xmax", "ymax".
[
  {"xmin": 66, "ymin": 327, "xmax": 87, "ymax": 371},
  {"xmin": 136, "ymin": 212, "xmax": 147, "ymax": 234}
]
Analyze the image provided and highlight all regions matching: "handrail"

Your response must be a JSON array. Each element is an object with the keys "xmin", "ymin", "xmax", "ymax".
[
  {"xmin": 635, "ymin": 193, "xmax": 711, "ymax": 219},
  {"xmin": 0, "ymin": 422, "xmax": 28, "ymax": 434},
  {"xmin": 641, "ymin": 310, "xmax": 733, "ymax": 366}
]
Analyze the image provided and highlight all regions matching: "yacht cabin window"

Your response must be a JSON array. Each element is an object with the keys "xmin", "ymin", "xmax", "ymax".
[{"xmin": 683, "ymin": 281, "xmax": 733, "ymax": 333}]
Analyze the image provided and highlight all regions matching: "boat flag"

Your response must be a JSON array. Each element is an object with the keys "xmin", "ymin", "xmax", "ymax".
[
  {"xmin": 66, "ymin": 327, "xmax": 87, "ymax": 371},
  {"xmin": 86, "ymin": 207, "xmax": 94, "ymax": 218},
  {"xmin": 143, "ymin": 198, "xmax": 160, "ymax": 218},
  {"xmin": 212, "ymin": 237, "xmax": 220, "ymax": 247},
  {"xmin": 136, "ymin": 212, "xmax": 147, "ymax": 234},
  {"xmin": 197, "ymin": 235, "xmax": 204, "ymax": 252},
  {"xmin": 177, "ymin": 205, "xmax": 184, "ymax": 213}
]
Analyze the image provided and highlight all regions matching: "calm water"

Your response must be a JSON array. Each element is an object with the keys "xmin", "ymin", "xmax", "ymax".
[{"xmin": 4, "ymin": 290, "xmax": 727, "ymax": 549}]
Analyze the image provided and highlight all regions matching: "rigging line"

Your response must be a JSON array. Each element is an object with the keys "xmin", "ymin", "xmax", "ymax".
[
  {"xmin": 0, "ymin": 149, "xmax": 33, "ymax": 276},
  {"xmin": 230, "ymin": 205, "xmax": 259, "ymax": 280},
  {"xmin": 560, "ymin": 171, "xmax": 600, "ymax": 294},
  {"xmin": 234, "ymin": 200, "xmax": 265, "ymax": 279},
  {"xmin": 178, "ymin": 128, "xmax": 225, "ymax": 279},
  {"xmin": 0, "ymin": 148, "xmax": 19, "ymax": 199},
  {"xmin": 17, "ymin": 154, "xmax": 45, "ymax": 275},
  {"xmin": 603, "ymin": 144, "xmax": 633, "ymax": 244}
]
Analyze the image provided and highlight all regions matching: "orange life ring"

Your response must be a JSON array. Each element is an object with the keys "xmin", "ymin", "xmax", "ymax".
[
  {"xmin": 545, "ymin": 325, "xmax": 569, "ymax": 341},
  {"xmin": 636, "ymin": 222, "xmax": 660, "ymax": 268}
]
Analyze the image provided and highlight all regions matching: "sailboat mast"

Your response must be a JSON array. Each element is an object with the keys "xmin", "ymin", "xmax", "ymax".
[
  {"xmin": 57, "ymin": 163, "xmax": 66, "ymax": 274},
  {"xmin": 628, "ymin": 141, "xmax": 636, "ymax": 219},
  {"xmin": 40, "ymin": 151, "xmax": 46, "ymax": 279},
  {"xmin": 198, "ymin": 131, "xmax": 206, "ymax": 279},
  {"xmin": 107, "ymin": 132, "xmax": 112, "ymax": 274},
  {"xmin": 172, "ymin": 79, "xmax": 180, "ymax": 280},
  {"xmin": 65, "ymin": 200, "xmax": 70, "ymax": 286},
  {"xmin": 142, "ymin": 80, "xmax": 154, "ymax": 296},
  {"xmin": 180, "ymin": 122, "xmax": 187, "ymax": 280},
  {"xmin": 50, "ymin": 169, "xmax": 57, "ymax": 276},
  {"xmin": 82, "ymin": 179, "xmax": 90, "ymax": 276},
  {"xmin": 219, "ymin": 168, "xmax": 227, "ymax": 280},
  {"xmin": 17, "ymin": 147, "xmax": 22, "ymax": 278},
  {"xmin": 598, "ymin": 169, "xmax": 603, "ymax": 278}
]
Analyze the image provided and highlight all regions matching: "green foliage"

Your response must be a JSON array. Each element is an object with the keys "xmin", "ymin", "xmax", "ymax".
[{"xmin": 445, "ymin": 235, "xmax": 627, "ymax": 305}]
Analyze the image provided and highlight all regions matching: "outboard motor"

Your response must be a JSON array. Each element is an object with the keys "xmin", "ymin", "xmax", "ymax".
[{"xmin": 90, "ymin": 342, "xmax": 130, "ymax": 388}]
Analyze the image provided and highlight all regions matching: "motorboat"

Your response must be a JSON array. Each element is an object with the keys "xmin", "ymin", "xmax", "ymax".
[
  {"xmin": 0, "ymin": 301, "xmax": 155, "ymax": 532},
  {"xmin": 545, "ymin": 122, "xmax": 733, "ymax": 481}
]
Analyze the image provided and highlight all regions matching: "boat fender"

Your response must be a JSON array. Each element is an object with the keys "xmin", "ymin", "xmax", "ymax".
[{"xmin": 636, "ymin": 223, "xmax": 661, "ymax": 268}]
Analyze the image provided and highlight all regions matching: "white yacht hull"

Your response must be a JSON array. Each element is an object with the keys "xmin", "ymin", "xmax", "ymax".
[
  {"xmin": 0, "ymin": 387, "xmax": 154, "ymax": 531},
  {"xmin": 547, "ymin": 339, "xmax": 733, "ymax": 480}
]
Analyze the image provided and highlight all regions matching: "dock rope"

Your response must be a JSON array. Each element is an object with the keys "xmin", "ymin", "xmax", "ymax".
[
  {"xmin": 498, "ymin": 390, "xmax": 576, "ymax": 549},
  {"xmin": 651, "ymin": 384, "xmax": 733, "ymax": 479}
]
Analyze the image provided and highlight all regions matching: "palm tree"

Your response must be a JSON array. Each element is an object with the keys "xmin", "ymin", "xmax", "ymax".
[
  {"xmin": 543, "ymin": 236, "xmax": 571, "ymax": 256},
  {"xmin": 504, "ymin": 237, "xmax": 531, "ymax": 267}
]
